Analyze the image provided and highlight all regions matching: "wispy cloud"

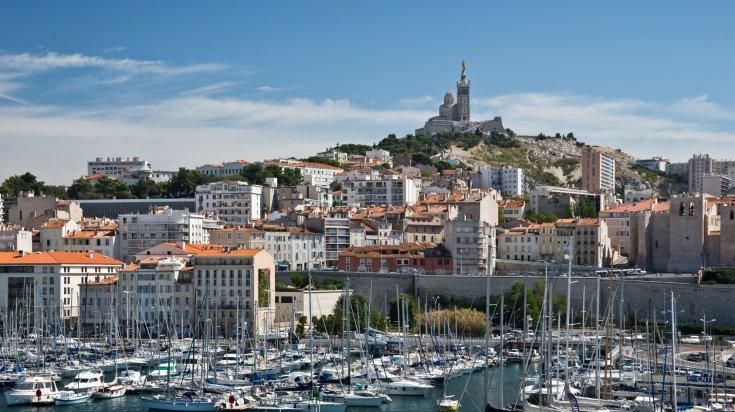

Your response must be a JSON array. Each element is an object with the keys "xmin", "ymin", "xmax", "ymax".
[
  {"xmin": 0, "ymin": 51, "xmax": 223, "ymax": 76},
  {"xmin": 102, "ymin": 46, "xmax": 126, "ymax": 53},
  {"xmin": 256, "ymin": 85, "xmax": 292, "ymax": 93},
  {"xmin": 182, "ymin": 81, "xmax": 244, "ymax": 96}
]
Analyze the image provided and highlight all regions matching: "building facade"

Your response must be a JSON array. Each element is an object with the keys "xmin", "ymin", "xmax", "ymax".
[
  {"xmin": 196, "ymin": 181, "xmax": 263, "ymax": 224},
  {"xmin": 118, "ymin": 207, "xmax": 207, "ymax": 262},
  {"xmin": 87, "ymin": 157, "xmax": 152, "ymax": 180},
  {"xmin": 581, "ymin": 147, "xmax": 616, "ymax": 193}
]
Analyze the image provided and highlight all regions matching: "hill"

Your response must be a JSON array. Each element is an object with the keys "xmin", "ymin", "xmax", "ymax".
[{"xmin": 342, "ymin": 131, "xmax": 686, "ymax": 197}]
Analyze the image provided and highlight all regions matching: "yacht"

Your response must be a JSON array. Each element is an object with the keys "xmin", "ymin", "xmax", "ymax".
[
  {"xmin": 323, "ymin": 388, "xmax": 385, "ymax": 406},
  {"xmin": 380, "ymin": 377, "xmax": 433, "ymax": 396},
  {"xmin": 92, "ymin": 382, "xmax": 127, "ymax": 399},
  {"xmin": 55, "ymin": 391, "xmax": 92, "ymax": 405},
  {"xmin": 148, "ymin": 361, "xmax": 180, "ymax": 380},
  {"xmin": 5, "ymin": 374, "xmax": 65, "ymax": 406},
  {"xmin": 64, "ymin": 369, "xmax": 105, "ymax": 391}
]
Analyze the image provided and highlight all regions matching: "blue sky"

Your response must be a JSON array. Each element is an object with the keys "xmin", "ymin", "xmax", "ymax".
[{"xmin": 1, "ymin": 1, "xmax": 735, "ymax": 183}]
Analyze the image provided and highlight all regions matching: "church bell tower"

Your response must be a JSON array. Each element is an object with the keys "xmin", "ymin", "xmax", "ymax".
[{"xmin": 455, "ymin": 59, "xmax": 470, "ymax": 121}]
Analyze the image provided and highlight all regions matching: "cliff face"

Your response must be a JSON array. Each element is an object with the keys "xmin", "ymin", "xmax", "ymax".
[{"xmin": 441, "ymin": 135, "xmax": 686, "ymax": 196}]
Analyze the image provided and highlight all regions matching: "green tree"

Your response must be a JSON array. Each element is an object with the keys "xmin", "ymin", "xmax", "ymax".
[
  {"xmin": 258, "ymin": 269, "xmax": 271, "ymax": 308},
  {"xmin": 290, "ymin": 274, "xmax": 309, "ymax": 289},
  {"xmin": 131, "ymin": 179, "xmax": 166, "ymax": 198},
  {"xmin": 168, "ymin": 167, "xmax": 200, "ymax": 197},
  {"xmin": 68, "ymin": 178, "xmax": 98, "ymax": 199},
  {"xmin": 313, "ymin": 293, "xmax": 388, "ymax": 335},
  {"xmin": 1, "ymin": 173, "xmax": 48, "ymax": 198}
]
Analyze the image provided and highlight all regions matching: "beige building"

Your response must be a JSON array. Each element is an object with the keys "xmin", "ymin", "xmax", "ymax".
[
  {"xmin": 443, "ymin": 218, "xmax": 495, "ymax": 276},
  {"xmin": 191, "ymin": 246, "xmax": 275, "ymax": 337},
  {"xmin": 554, "ymin": 218, "xmax": 612, "ymax": 267},
  {"xmin": 9, "ymin": 194, "xmax": 82, "ymax": 230},
  {"xmin": 581, "ymin": 147, "xmax": 616, "ymax": 193},
  {"xmin": 599, "ymin": 198, "xmax": 668, "ymax": 258},
  {"xmin": 497, "ymin": 225, "xmax": 540, "ymax": 262}
]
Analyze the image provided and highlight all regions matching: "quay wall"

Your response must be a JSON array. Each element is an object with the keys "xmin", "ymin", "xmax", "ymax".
[{"xmin": 277, "ymin": 271, "xmax": 735, "ymax": 327}]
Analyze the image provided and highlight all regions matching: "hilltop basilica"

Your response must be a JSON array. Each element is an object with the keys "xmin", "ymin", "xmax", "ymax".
[{"xmin": 415, "ymin": 60, "xmax": 505, "ymax": 136}]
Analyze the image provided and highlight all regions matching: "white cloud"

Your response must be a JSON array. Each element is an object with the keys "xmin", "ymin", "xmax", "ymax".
[
  {"xmin": 256, "ymin": 85, "xmax": 291, "ymax": 93},
  {"xmin": 181, "ymin": 81, "xmax": 243, "ymax": 96},
  {"xmin": 0, "ymin": 52, "xmax": 223, "ymax": 76}
]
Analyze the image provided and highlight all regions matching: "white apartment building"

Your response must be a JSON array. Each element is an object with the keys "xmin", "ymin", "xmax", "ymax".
[
  {"xmin": 196, "ymin": 181, "xmax": 262, "ymax": 224},
  {"xmin": 209, "ymin": 226, "xmax": 326, "ymax": 270},
  {"xmin": 582, "ymin": 147, "xmax": 616, "ymax": 193},
  {"xmin": 497, "ymin": 227, "xmax": 540, "ymax": 262},
  {"xmin": 478, "ymin": 166, "xmax": 524, "ymax": 196},
  {"xmin": 266, "ymin": 159, "xmax": 343, "ymax": 188},
  {"xmin": 635, "ymin": 157, "xmax": 669, "ymax": 173},
  {"xmin": 0, "ymin": 250, "xmax": 124, "ymax": 332},
  {"xmin": 0, "ymin": 224, "xmax": 32, "ymax": 252},
  {"xmin": 195, "ymin": 160, "xmax": 250, "ymax": 178},
  {"xmin": 87, "ymin": 157, "xmax": 152, "ymax": 180},
  {"xmin": 343, "ymin": 175, "xmax": 420, "ymax": 207},
  {"xmin": 118, "ymin": 207, "xmax": 207, "ymax": 262}
]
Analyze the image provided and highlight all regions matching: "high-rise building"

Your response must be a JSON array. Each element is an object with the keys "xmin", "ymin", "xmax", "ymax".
[
  {"xmin": 581, "ymin": 147, "xmax": 616, "ymax": 192},
  {"xmin": 477, "ymin": 166, "xmax": 524, "ymax": 196},
  {"xmin": 688, "ymin": 154, "xmax": 715, "ymax": 193}
]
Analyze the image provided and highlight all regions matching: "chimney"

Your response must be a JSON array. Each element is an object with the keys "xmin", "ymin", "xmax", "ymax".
[
  {"xmin": 177, "ymin": 241, "xmax": 187, "ymax": 250},
  {"xmin": 87, "ymin": 250, "xmax": 94, "ymax": 259},
  {"xmin": 18, "ymin": 250, "xmax": 25, "ymax": 257}
]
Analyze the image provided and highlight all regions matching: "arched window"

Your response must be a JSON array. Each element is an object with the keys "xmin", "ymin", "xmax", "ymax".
[
  {"xmin": 679, "ymin": 202, "xmax": 685, "ymax": 216},
  {"xmin": 689, "ymin": 202, "xmax": 695, "ymax": 216},
  {"xmin": 730, "ymin": 210, "xmax": 734, "ymax": 220}
]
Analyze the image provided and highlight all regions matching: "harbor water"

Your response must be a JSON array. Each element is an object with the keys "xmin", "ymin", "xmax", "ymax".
[{"xmin": 0, "ymin": 363, "xmax": 536, "ymax": 411}]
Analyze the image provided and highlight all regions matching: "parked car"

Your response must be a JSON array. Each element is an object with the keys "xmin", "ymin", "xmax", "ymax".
[
  {"xmin": 726, "ymin": 355, "xmax": 735, "ymax": 368},
  {"xmin": 686, "ymin": 352, "xmax": 708, "ymax": 362}
]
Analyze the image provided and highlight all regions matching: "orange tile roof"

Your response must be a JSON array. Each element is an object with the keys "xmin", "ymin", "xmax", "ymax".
[
  {"xmin": 0, "ymin": 251, "xmax": 122, "ymax": 265},
  {"xmin": 42, "ymin": 219, "xmax": 70, "ymax": 229},
  {"xmin": 602, "ymin": 198, "xmax": 661, "ymax": 214},
  {"xmin": 193, "ymin": 248, "xmax": 262, "ymax": 257}
]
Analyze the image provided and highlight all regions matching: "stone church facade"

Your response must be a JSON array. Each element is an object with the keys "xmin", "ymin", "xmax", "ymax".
[{"xmin": 416, "ymin": 60, "xmax": 505, "ymax": 136}]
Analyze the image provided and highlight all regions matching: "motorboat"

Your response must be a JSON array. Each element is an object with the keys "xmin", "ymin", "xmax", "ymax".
[
  {"xmin": 4, "ymin": 374, "xmax": 65, "ymax": 406},
  {"xmin": 380, "ymin": 377, "xmax": 433, "ymax": 396},
  {"xmin": 92, "ymin": 382, "xmax": 127, "ymax": 399},
  {"xmin": 64, "ymin": 369, "xmax": 105, "ymax": 391},
  {"xmin": 54, "ymin": 390, "xmax": 92, "ymax": 405},
  {"xmin": 323, "ymin": 388, "xmax": 385, "ymax": 406},
  {"xmin": 148, "ymin": 361, "xmax": 180, "ymax": 380},
  {"xmin": 437, "ymin": 394, "xmax": 461, "ymax": 412},
  {"xmin": 118, "ymin": 369, "xmax": 144, "ymax": 386}
]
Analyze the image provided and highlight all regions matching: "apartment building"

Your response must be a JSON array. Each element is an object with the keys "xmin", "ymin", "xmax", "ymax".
[
  {"xmin": 529, "ymin": 186, "xmax": 604, "ymax": 217},
  {"xmin": 477, "ymin": 166, "xmax": 524, "ymax": 196},
  {"xmin": 0, "ymin": 250, "xmax": 123, "ymax": 331},
  {"xmin": 118, "ymin": 207, "xmax": 207, "ymax": 262},
  {"xmin": 0, "ymin": 224, "xmax": 32, "ymax": 252},
  {"xmin": 117, "ymin": 256, "xmax": 195, "ymax": 336},
  {"xmin": 443, "ymin": 218, "xmax": 495, "ymax": 276},
  {"xmin": 343, "ymin": 174, "xmax": 420, "ymax": 207},
  {"xmin": 336, "ymin": 243, "xmax": 453, "ymax": 275},
  {"xmin": 581, "ymin": 147, "xmax": 616, "ymax": 193},
  {"xmin": 554, "ymin": 218, "xmax": 612, "ymax": 267},
  {"xmin": 9, "ymin": 193, "xmax": 82, "ymax": 230},
  {"xmin": 78, "ymin": 276, "xmax": 118, "ymax": 335},
  {"xmin": 497, "ymin": 226, "xmax": 540, "ymax": 262},
  {"xmin": 599, "ymin": 198, "xmax": 667, "ymax": 258},
  {"xmin": 195, "ymin": 160, "xmax": 250, "ymax": 177},
  {"xmin": 191, "ymin": 247, "xmax": 275, "ymax": 337},
  {"xmin": 688, "ymin": 154, "xmax": 715, "ymax": 194},
  {"xmin": 195, "ymin": 181, "xmax": 263, "ymax": 224},
  {"xmin": 87, "ymin": 157, "xmax": 152, "ymax": 180},
  {"xmin": 209, "ymin": 225, "xmax": 326, "ymax": 270},
  {"xmin": 265, "ymin": 159, "xmax": 343, "ymax": 188}
]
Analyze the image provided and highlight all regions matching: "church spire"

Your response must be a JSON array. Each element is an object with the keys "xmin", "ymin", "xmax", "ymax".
[{"xmin": 460, "ymin": 59, "xmax": 467, "ymax": 84}]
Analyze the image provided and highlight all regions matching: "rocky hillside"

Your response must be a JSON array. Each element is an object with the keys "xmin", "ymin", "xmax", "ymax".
[{"xmin": 441, "ymin": 134, "xmax": 686, "ymax": 196}]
